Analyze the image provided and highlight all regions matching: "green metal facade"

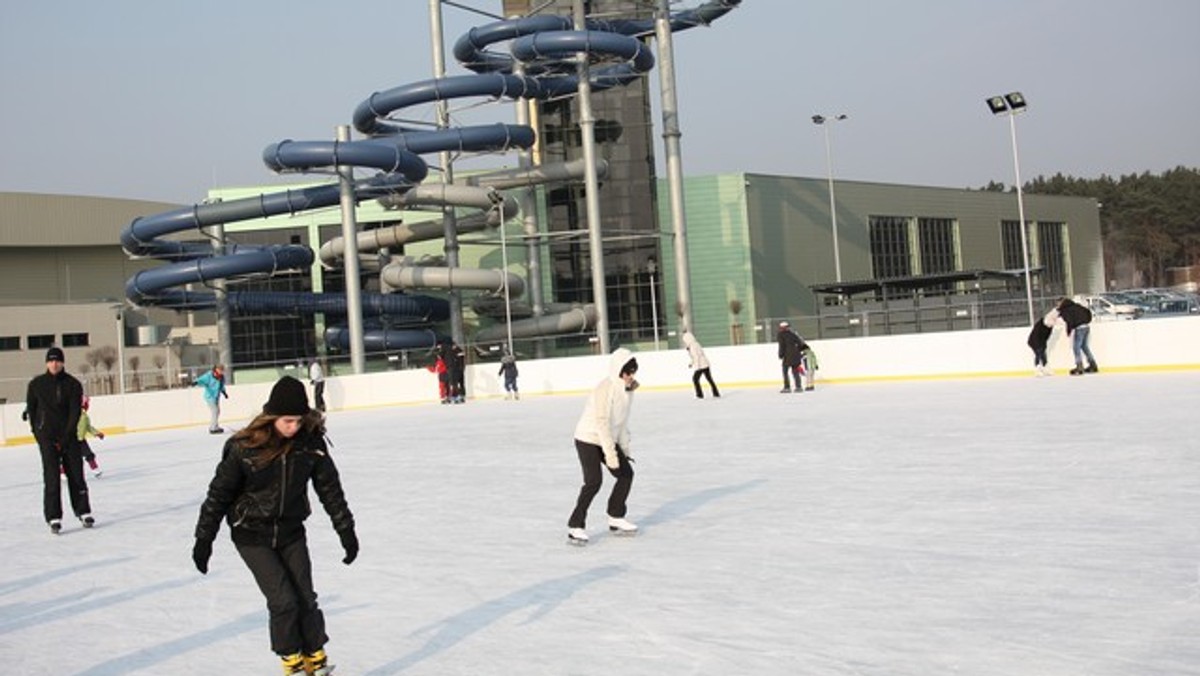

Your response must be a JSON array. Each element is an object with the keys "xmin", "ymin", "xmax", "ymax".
[{"xmin": 656, "ymin": 173, "xmax": 1102, "ymax": 347}]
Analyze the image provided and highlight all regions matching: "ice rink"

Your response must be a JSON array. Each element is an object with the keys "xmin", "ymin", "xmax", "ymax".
[{"xmin": 2, "ymin": 371, "xmax": 1198, "ymax": 675}]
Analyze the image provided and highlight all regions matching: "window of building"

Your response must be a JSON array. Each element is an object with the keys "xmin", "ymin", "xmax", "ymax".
[
  {"xmin": 27, "ymin": 334, "xmax": 55, "ymax": 350},
  {"xmin": 870, "ymin": 216, "xmax": 912, "ymax": 299},
  {"xmin": 0, "ymin": 336, "xmax": 19, "ymax": 351},
  {"xmin": 1037, "ymin": 222, "xmax": 1067, "ymax": 296},
  {"xmin": 62, "ymin": 332, "xmax": 89, "ymax": 347},
  {"xmin": 1000, "ymin": 220, "xmax": 1032, "ymax": 292},
  {"xmin": 918, "ymin": 217, "xmax": 957, "ymax": 295}
]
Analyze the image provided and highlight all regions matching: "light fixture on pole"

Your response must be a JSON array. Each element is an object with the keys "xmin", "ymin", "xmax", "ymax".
[
  {"xmin": 812, "ymin": 114, "xmax": 848, "ymax": 283},
  {"xmin": 986, "ymin": 92, "xmax": 1035, "ymax": 325}
]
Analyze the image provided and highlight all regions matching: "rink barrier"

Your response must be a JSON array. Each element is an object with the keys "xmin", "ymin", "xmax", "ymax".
[{"xmin": 3, "ymin": 316, "xmax": 1197, "ymax": 446}]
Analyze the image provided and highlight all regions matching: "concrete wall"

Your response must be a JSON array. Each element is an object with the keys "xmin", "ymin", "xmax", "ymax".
[{"xmin": 4, "ymin": 316, "xmax": 1197, "ymax": 446}]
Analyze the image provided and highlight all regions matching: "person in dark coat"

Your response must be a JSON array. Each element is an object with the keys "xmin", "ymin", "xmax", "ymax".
[
  {"xmin": 1027, "ymin": 307, "xmax": 1059, "ymax": 376},
  {"xmin": 1057, "ymin": 297, "xmax": 1098, "ymax": 375},
  {"xmin": 498, "ymin": 350, "xmax": 519, "ymax": 400},
  {"xmin": 26, "ymin": 346, "xmax": 92, "ymax": 533},
  {"xmin": 192, "ymin": 376, "xmax": 357, "ymax": 676},
  {"xmin": 447, "ymin": 342, "xmax": 467, "ymax": 403},
  {"xmin": 776, "ymin": 321, "xmax": 808, "ymax": 393}
]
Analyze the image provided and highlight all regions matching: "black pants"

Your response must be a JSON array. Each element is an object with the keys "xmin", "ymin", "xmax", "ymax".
[
  {"xmin": 781, "ymin": 363, "xmax": 802, "ymax": 390},
  {"xmin": 38, "ymin": 439, "xmax": 90, "ymax": 522},
  {"xmin": 569, "ymin": 440, "xmax": 633, "ymax": 528},
  {"xmin": 1031, "ymin": 346, "xmax": 1048, "ymax": 367},
  {"xmin": 313, "ymin": 381, "xmax": 326, "ymax": 411},
  {"xmin": 692, "ymin": 368, "xmax": 719, "ymax": 398},
  {"xmin": 236, "ymin": 536, "xmax": 328, "ymax": 656}
]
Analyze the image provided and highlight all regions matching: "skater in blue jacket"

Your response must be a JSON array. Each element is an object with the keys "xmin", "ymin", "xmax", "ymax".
[{"xmin": 195, "ymin": 365, "xmax": 228, "ymax": 433}]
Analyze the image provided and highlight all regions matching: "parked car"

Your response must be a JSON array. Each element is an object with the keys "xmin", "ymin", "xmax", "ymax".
[{"xmin": 1074, "ymin": 294, "xmax": 1141, "ymax": 320}]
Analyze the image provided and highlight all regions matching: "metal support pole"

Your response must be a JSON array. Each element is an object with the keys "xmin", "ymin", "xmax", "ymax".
[
  {"xmin": 574, "ymin": 0, "xmax": 610, "ymax": 354},
  {"xmin": 430, "ymin": 0, "xmax": 466, "ymax": 347},
  {"xmin": 115, "ymin": 309, "xmax": 125, "ymax": 395},
  {"xmin": 655, "ymin": 0, "xmax": 693, "ymax": 334},
  {"xmin": 1009, "ymin": 113, "xmax": 1036, "ymax": 325},
  {"xmin": 206, "ymin": 220, "xmax": 234, "ymax": 382},
  {"xmin": 496, "ymin": 191, "xmax": 515, "ymax": 358},
  {"xmin": 821, "ymin": 123, "xmax": 842, "ymax": 283},
  {"xmin": 336, "ymin": 124, "xmax": 366, "ymax": 374}
]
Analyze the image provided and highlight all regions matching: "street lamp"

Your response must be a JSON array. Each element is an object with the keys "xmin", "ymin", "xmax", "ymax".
[
  {"xmin": 812, "ymin": 114, "xmax": 848, "ymax": 283},
  {"xmin": 986, "ymin": 92, "xmax": 1035, "ymax": 325}
]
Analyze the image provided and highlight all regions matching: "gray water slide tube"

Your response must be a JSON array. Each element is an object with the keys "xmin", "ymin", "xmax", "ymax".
[{"xmin": 122, "ymin": 0, "xmax": 741, "ymax": 350}]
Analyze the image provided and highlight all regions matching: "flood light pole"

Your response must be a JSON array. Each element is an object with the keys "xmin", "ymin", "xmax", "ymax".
[
  {"xmin": 986, "ymin": 92, "xmax": 1035, "ymax": 325},
  {"xmin": 812, "ymin": 114, "xmax": 847, "ymax": 283}
]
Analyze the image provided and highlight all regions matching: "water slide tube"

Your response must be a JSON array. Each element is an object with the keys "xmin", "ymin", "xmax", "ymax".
[{"xmin": 122, "ymin": 1, "xmax": 741, "ymax": 351}]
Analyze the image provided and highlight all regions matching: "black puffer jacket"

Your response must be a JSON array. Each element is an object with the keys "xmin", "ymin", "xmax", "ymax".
[
  {"xmin": 26, "ymin": 370, "xmax": 83, "ymax": 447},
  {"xmin": 777, "ymin": 329, "xmax": 808, "ymax": 368},
  {"xmin": 195, "ymin": 427, "xmax": 354, "ymax": 548},
  {"xmin": 1057, "ymin": 299, "xmax": 1092, "ymax": 335}
]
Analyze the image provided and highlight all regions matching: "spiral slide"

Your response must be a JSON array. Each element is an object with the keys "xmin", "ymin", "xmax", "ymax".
[{"xmin": 121, "ymin": 1, "xmax": 742, "ymax": 351}]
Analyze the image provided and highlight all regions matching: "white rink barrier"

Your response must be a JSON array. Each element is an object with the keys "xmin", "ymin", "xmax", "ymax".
[{"xmin": 3, "ymin": 316, "xmax": 1197, "ymax": 445}]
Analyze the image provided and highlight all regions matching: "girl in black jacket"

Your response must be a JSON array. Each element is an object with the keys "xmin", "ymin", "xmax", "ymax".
[{"xmin": 192, "ymin": 376, "xmax": 357, "ymax": 676}]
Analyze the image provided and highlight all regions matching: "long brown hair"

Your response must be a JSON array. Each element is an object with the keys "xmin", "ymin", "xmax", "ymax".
[{"xmin": 232, "ymin": 409, "xmax": 326, "ymax": 470}]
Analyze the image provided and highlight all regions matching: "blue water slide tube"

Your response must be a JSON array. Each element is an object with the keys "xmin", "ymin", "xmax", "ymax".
[{"xmin": 123, "ymin": 1, "xmax": 742, "ymax": 352}]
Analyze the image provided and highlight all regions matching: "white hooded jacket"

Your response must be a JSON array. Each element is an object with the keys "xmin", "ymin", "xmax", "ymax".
[
  {"xmin": 573, "ymin": 348, "xmax": 636, "ymax": 467},
  {"xmin": 681, "ymin": 331, "xmax": 709, "ymax": 370}
]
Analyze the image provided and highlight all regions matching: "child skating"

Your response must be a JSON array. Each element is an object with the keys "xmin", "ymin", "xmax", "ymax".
[{"xmin": 77, "ymin": 396, "xmax": 104, "ymax": 478}]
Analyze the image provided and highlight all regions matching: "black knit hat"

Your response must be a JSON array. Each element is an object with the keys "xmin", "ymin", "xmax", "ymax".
[
  {"xmin": 263, "ymin": 376, "xmax": 310, "ymax": 416},
  {"xmin": 46, "ymin": 346, "xmax": 65, "ymax": 362}
]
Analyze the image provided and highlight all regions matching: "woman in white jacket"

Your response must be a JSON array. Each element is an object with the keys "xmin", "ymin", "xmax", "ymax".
[
  {"xmin": 568, "ymin": 348, "xmax": 640, "ymax": 544},
  {"xmin": 681, "ymin": 331, "xmax": 720, "ymax": 399}
]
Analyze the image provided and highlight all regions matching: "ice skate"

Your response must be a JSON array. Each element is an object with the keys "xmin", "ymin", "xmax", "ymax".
[
  {"xmin": 280, "ymin": 652, "xmax": 305, "ymax": 675},
  {"xmin": 607, "ymin": 516, "xmax": 639, "ymax": 535},
  {"xmin": 567, "ymin": 528, "xmax": 589, "ymax": 545},
  {"xmin": 49, "ymin": 519, "xmax": 62, "ymax": 535},
  {"xmin": 305, "ymin": 649, "xmax": 336, "ymax": 675},
  {"xmin": 779, "ymin": 387, "xmax": 791, "ymax": 394},
  {"xmin": 1084, "ymin": 363, "xmax": 1099, "ymax": 373},
  {"xmin": 79, "ymin": 513, "xmax": 95, "ymax": 528},
  {"xmin": 208, "ymin": 427, "xmax": 224, "ymax": 434},
  {"xmin": 1070, "ymin": 366, "xmax": 1084, "ymax": 376}
]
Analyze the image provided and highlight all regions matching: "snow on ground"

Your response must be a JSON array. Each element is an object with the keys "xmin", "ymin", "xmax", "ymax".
[{"xmin": 2, "ymin": 372, "xmax": 1198, "ymax": 675}]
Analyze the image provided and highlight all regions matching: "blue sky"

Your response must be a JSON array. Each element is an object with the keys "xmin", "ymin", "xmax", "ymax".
[{"xmin": 1, "ymin": 0, "xmax": 1197, "ymax": 204}]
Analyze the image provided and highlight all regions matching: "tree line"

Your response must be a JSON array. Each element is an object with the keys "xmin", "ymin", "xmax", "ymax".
[{"xmin": 980, "ymin": 166, "xmax": 1200, "ymax": 287}]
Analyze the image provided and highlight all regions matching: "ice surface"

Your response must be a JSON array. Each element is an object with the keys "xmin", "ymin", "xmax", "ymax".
[{"xmin": 2, "ymin": 373, "xmax": 1198, "ymax": 675}]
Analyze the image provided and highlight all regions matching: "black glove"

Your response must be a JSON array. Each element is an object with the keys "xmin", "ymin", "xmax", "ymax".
[
  {"xmin": 20, "ymin": 409, "xmax": 28, "ymax": 421},
  {"xmin": 339, "ymin": 530, "xmax": 359, "ymax": 565},
  {"xmin": 192, "ymin": 538, "xmax": 213, "ymax": 574}
]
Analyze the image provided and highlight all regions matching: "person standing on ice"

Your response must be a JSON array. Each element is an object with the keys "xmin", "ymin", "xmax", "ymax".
[
  {"xmin": 567, "ymin": 348, "xmax": 640, "ymax": 544},
  {"xmin": 776, "ymin": 321, "xmax": 808, "ymax": 393},
  {"xmin": 681, "ymin": 330, "xmax": 719, "ymax": 398},
  {"xmin": 191, "ymin": 376, "xmax": 358, "ymax": 676},
  {"xmin": 26, "ymin": 346, "xmax": 94, "ymax": 534},
  {"xmin": 1057, "ymin": 297, "xmax": 1098, "ymax": 375},
  {"xmin": 195, "ymin": 364, "xmax": 228, "ymax": 433},
  {"xmin": 498, "ymin": 350, "xmax": 519, "ymax": 400}
]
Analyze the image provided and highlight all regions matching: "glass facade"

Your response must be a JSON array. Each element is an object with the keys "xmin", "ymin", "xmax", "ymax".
[
  {"xmin": 1037, "ymin": 221, "xmax": 1066, "ymax": 296},
  {"xmin": 918, "ymin": 217, "xmax": 957, "ymax": 294},
  {"xmin": 537, "ymin": 0, "xmax": 662, "ymax": 347}
]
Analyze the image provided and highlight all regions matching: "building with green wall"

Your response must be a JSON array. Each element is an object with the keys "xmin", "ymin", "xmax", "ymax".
[{"xmin": 658, "ymin": 173, "xmax": 1102, "ymax": 350}]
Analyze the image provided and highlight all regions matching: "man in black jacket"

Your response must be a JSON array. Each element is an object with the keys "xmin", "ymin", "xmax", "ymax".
[
  {"xmin": 776, "ymin": 321, "xmax": 808, "ymax": 393},
  {"xmin": 1057, "ymin": 297, "xmax": 1099, "ymax": 375},
  {"xmin": 26, "ymin": 346, "xmax": 93, "ymax": 534}
]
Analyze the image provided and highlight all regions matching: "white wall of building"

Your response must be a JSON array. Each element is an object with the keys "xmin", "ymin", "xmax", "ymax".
[{"xmin": 3, "ymin": 316, "xmax": 1197, "ymax": 445}]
